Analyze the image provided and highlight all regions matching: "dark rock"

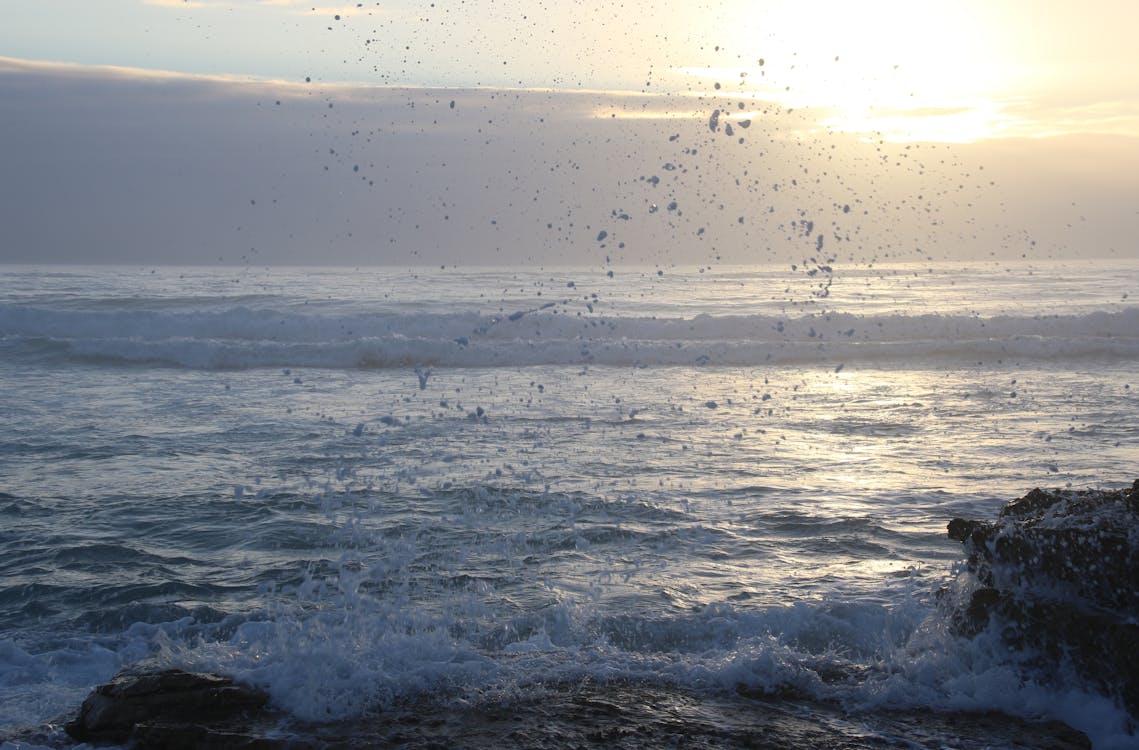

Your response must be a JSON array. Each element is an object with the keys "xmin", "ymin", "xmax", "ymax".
[
  {"xmin": 64, "ymin": 668, "xmax": 276, "ymax": 746},
  {"xmin": 54, "ymin": 672, "xmax": 1093, "ymax": 749},
  {"xmin": 268, "ymin": 680, "xmax": 1092, "ymax": 750},
  {"xmin": 131, "ymin": 721, "xmax": 302, "ymax": 750},
  {"xmin": 947, "ymin": 480, "xmax": 1139, "ymax": 718}
]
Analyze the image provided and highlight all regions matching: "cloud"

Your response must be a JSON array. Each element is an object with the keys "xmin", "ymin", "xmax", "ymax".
[
  {"xmin": 296, "ymin": 4, "xmax": 383, "ymax": 14},
  {"xmin": 672, "ymin": 60, "xmax": 1139, "ymax": 144},
  {"xmin": 2, "ymin": 56, "xmax": 1135, "ymax": 267},
  {"xmin": 141, "ymin": 0, "xmax": 230, "ymax": 8},
  {"xmin": 0, "ymin": 55, "xmax": 253, "ymax": 85},
  {"xmin": 140, "ymin": 0, "xmax": 387, "ymax": 18},
  {"xmin": 1, "ymin": 58, "xmax": 737, "ymax": 266},
  {"xmin": 253, "ymin": 1, "xmax": 393, "ymax": 16},
  {"xmin": 1000, "ymin": 99, "xmax": 1139, "ymax": 140}
]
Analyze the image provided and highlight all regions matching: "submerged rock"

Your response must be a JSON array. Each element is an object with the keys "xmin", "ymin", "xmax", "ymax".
[
  {"xmin": 64, "ymin": 668, "xmax": 287, "ymax": 748},
  {"xmin": 947, "ymin": 480, "xmax": 1139, "ymax": 718}
]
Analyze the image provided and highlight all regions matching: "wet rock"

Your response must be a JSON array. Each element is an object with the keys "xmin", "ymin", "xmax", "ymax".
[
  {"xmin": 131, "ymin": 721, "xmax": 297, "ymax": 750},
  {"xmin": 947, "ymin": 480, "xmax": 1139, "ymax": 717},
  {"xmin": 64, "ymin": 668, "xmax": 285, "ymax": 747},
  {"xmin": 54, "ymin": 673, "xmax": 1092, "ymax": 749},
  {"xmin": 301, "ymin": 681, "xmax": 1091, "ymax": 749}
]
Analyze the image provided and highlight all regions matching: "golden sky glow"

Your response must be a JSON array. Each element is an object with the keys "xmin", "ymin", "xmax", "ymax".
[
  {"xmin": 669, "ymin": 0, "xmax": 1139, "ymax": 142},
  {"xmin": 3, "ymin": 1, "xmax": 1137, "ymax": 143}
]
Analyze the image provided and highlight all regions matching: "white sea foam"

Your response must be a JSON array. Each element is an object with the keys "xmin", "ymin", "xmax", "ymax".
[
  {"xmin": 0, "ymin": 638, "xmax": 122, "ymax": 735},
  {"xmin": 159, "ymin": 591, "xmax": 1137, "ymax": 747},
  {"xmin": 3, "ymin": 303, "xmax": 1137, "ymax": 369}
]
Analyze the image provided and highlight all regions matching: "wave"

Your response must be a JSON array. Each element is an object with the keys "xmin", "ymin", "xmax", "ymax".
[{"xmin": 2, "ymin": 303, "xmax": 1138, "ymax": 369}]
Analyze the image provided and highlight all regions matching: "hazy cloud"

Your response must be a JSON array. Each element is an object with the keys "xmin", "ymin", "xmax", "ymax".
[
  {"xmin": 142, "ymin": 0, "xmax": 229, "ymax": 8},
  {"xmin": 2, "ymin": 57, "xmax": 1136, "ymax": 267}
]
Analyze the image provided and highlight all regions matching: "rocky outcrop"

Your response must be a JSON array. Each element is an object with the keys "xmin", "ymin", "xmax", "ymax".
[
  {"xmin": 947, "ymin": 480, "xmax": 1139, "ymax": 718},
  {"xmin": 63, "ymin": 668, "xmax": 295, "ymax": 749}
]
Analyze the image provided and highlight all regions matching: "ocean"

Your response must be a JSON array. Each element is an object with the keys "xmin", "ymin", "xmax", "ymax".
[{"xmin": 0, "ymin": 260, "xmax": 1136, "ymax": 748}]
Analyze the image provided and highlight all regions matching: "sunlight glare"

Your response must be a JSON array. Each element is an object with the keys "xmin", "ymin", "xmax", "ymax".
[{"xmin": 684, "ymin": 0, "xmax": 1027, "ymax": 142}]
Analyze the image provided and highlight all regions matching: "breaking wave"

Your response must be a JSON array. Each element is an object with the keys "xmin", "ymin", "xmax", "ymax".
[{"xmin": 3, "ymin": 303, "xmax": 1137, "ymax": 369}]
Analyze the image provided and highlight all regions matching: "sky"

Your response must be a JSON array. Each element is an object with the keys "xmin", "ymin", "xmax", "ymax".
[{"xmin": 1, "ymin": 0, "xmax": 1137, "ymax": 266}]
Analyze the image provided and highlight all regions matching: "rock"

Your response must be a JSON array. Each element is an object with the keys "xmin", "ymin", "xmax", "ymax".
[
  {"xmin": 64, "ymin": 668, "xmax": 278, "ymax": 747},
  {"xmin": 247, "ymin": 680, "xmax": 1093, "ymax": 750},
  {"xmin": 947, "ymin": 480, "xmax": 1139, "ymax": 718},
  {"xmin": 55, "ymin": 671, "xmax": 1092, "ymax": 749},
  {"xmin": 131, "ymin": 721, "xmax": 296, "ymax": 750}
]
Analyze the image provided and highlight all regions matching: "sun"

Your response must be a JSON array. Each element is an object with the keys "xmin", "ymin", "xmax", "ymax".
[{"xmin": 676, "ymin": 0, "xmax": 1028, "ymax": 142}]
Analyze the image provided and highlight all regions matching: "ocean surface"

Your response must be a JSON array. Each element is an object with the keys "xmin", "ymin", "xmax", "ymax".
[{"xmin": 0, "ymin": 261, "xmax": 1136, "ymax": 748}]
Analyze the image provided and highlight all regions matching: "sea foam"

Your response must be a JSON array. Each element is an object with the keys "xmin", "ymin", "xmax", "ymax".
[{"xmin": 3, "ymin": 303, "xmax": 1137, "ymax": 370}]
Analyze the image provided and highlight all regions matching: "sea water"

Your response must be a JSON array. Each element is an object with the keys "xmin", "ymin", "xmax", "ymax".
[{"xmin": 0, "ymin": 261, "xmax": 1136, "ymax": 747}]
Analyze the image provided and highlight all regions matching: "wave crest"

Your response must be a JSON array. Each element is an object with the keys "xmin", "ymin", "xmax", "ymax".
[{"xmin": 3, "ymin": 304, "xmax": 1137, "ymax": 369}]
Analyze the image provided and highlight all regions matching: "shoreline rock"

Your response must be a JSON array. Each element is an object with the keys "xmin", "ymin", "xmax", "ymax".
[
  {"xmin": 52, "ymin": 674, "xmax": 1091, "ymax": 749},
  {"xmin": 63, "ymin": 668, "xmax": 285, "ymax": 748},
  {"xmin": 947, "ymin": 479, "xmax": 1139, "ymax": 719}
]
